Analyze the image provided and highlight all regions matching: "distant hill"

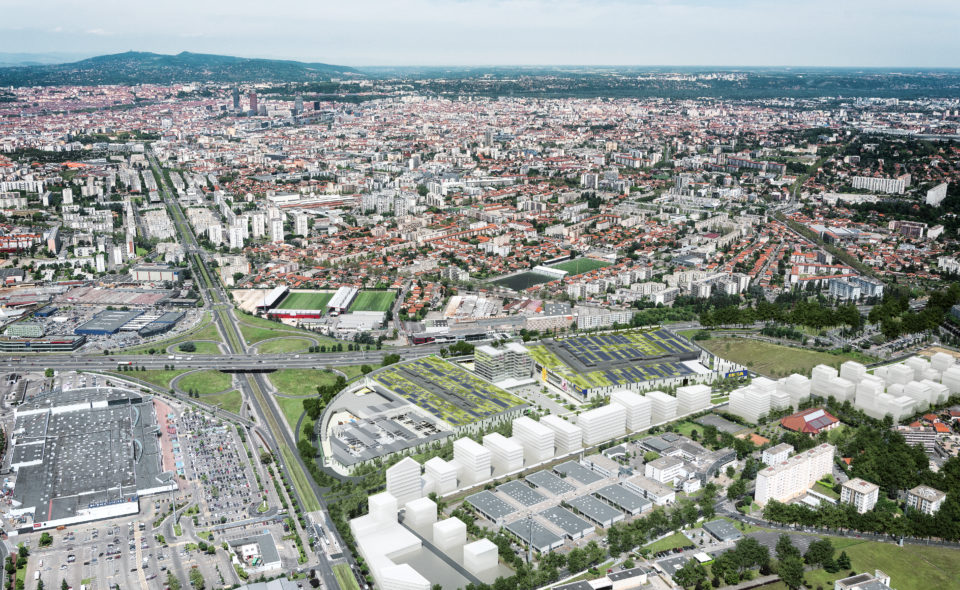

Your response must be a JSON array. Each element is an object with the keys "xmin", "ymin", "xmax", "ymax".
[{"xmin": 0, "ymin": 51, "xmax": 359, "ymax": 86}]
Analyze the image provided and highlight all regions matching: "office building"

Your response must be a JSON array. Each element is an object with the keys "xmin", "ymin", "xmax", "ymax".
[
  {"xmin": 270, "ymin": 217, "xmax": 284, "ymax": 243},
  {"xmin": 232, "ymin": 87, "xmax": 240, "ymax": 110},
  {"xmin": 249, "ymin": 91, "xmax": 258, "ymax": 114},
  {"xmin": 644, "ymin": 456, "xmax": 683, "ymax": 485},
  {"xmin": 423, "ymin": 457, "xmax": 458, "ymax": 495},
  {"xmin": 645, "ymin": 390, "xmax": 678, "ymax": 424},
  {"xmin": 840, "ymin": 478, "xmax": 880, "ymax": 514},
  {"xmin": 610, "ymin": 389, "xmax": 652, "ymax": 431},
  {"xmin": 386, "ymin": 457, "xmax": 423, "ymax": 507},
  {"xmin": 539, "ymin": 415, "xmax": 582, "ymax": 454},
  {"xmin": 577, "ymin": 404, "xmax": 626, "ymax": 446},
  {"xmin": 755, "ymin": 443, "xmax": 834, "ymax": 506},
  {"xmin": 482, "ymin": 433, "xmax": 524, "ymax": 473},
  {"xmin": 512, "ymin": 416, "xmax": 555, "ymax": 464},
  {"xmin": 474, "ymin": 342, "xmax": 533, "ymax": 383},
  {"xmin": 453, "ymin": 438, "xmax": 491, "ymax": 486},
  {"xmin": 906, "ymin": 485, "xmax": 946, "ymax": 515}
]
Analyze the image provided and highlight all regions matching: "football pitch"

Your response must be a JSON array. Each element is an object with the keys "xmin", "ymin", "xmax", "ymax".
[
  {"xmin": 349, "ymin": 290, "xmax": 396, "ymax": 312},
  {"xmin": 276, "ymin": 291, "xmax": 333, "ymax": 310},
  {"xmin": 549, "ymin": 257, "xmax": 611, "ymax": 275}
]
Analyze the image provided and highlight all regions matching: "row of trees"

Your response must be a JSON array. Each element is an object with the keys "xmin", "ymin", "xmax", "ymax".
[{"xmin": 700, "ymin": 299, "xmax": 862, "ymax": 331}]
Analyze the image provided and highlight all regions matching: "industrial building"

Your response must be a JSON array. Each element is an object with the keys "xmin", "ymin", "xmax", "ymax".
[
  {"xmin": 8, "ymin": 387, "xmax": 177, "ymax": 530},
  {"xmin": 131, "ymin": 264, "xmax": 181, "ymax": 283},
  {"xmin": 75, "ymin": 309, "xmax": 144, "ymax": 335}
]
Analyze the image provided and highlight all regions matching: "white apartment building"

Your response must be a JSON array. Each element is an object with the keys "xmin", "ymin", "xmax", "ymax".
[
  {"xmin": 482, "ymin": 433, "xmax": 524, "ymax": 474},
  {"xmin": 610, "ymin": 389, "xmax": 652, "ymax": 431},
  {"xmin": 851, "ymin": 175, "xmax": 905, "ymax": 194},
  {"xmin": 755, "ymin": 443, "xmax": 835, "ymax": 506},
  {"xmin": 385, "ymin": 457, "xmax": 423, "ymax": 507},
  {"xmin": 512, "ymin": 416, "xmax": 555, "ymax": 464},
  {"xmin": 645, "ymin": 390, "xmax": 678, "ymax": 424},
  {"xmin": 577, "ymin": 404, "xmax": 626, "ymax": 446},
  {"xmin": 676, "ymin": 384, "xmax": 711, "ymax": 415},
  {"xmin": 423, "ymin": 457, "xmax": 458, "ymax": 495},
  {"xmin": 840, "ymin": 478, "xmax": 880, "ymax": 514},
  {"xmin": 453, "ymin": 438, "xmax": 491, "ymax": 486},
  {"xmin": 644, "ymin": 456, "xmax": 683, "ymax": 485},
  {"xmin": 294, "ymin": 212, "xmax": 309, "ymax": 236},
  {"xmin": 539, "ymin": 415, "xmax": 582, "ymax": 454},
  {"xmin": 270, "ymin": 217, "xmax": 284, "ymax": 243},
  {"xmin": 762, "ymin": 443, "xmax": 794, "ymax": 467},
  {"xmin": 906, "ymin": 485, "xmax": 946, "ymax": 515}
]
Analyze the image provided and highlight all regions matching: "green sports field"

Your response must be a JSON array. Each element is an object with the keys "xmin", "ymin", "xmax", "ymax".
[
  {"xmin": 276, "ymin": 291, "xmax": 333, "ymax": 310},
  {"xmin": 549, "ymin": 257, "xmax": 611, "ymax": 275},
  {"xmin": 349, "ymin": 290, "xmax": 396, "ymax": 312}
]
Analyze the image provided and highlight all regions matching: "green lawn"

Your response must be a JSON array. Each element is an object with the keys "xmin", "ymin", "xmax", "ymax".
[
  {"xmin": 338, "ymin": 364, "xmax": 370, "ymax": 381},
  {"xmin": 333, "ymin": 563, "xmax": 361, "ymax": 590},
  {"xmin": 110, "ymin": 369, "xmax": 187, "ymax": 389},
  {"xmin": 202, "ymin": 390, "xmax": 243, "ymax": 414},
  {"xmin": 349, "ymin": 290, "xmax": 396, "ymax": 312},
  {"xmin": 177, "ymin": 370, "xmax": 233, "ymax": 395},
  {"xmin": 812, "ymin": 482, "xmax": 840, "ymax": 500},
  {"xmin": 176, "ymin": 340, "xmax": 222, "ymax": 355},
  {"xmin": 549, "ymin": 257, "xmax": 611, "ymax": 275},
  {"xmin": 795, "ymin": 540, "xmax": 960, "ymax": 590},
  {"xmin": 644, "ymin": 532, "xmax": 691, "ymax": 552},
  {"xmin": 697, "ymin": 338, "xmax": 876, "ymax": 378},
  {"xmin": 257, "ymin": 337, "xmax": 314, "ymax": 354},
  {"xmin": 276, "ymin": 291, "xmax": 333, "ymax": 310},
  {"xmin": 276, "ymin": 396, "xmax": 307, "ymax": 432},
  {"xmin": 672, "ymin": 421, "xmax": 704, "ymax": 438},
  {"xmin": 236, "ymin": 312, "xmax": 340, "ymax": 346},
  {"xmin": 268, "ymin": 369, "xmax": 340, "ymax": 397}
]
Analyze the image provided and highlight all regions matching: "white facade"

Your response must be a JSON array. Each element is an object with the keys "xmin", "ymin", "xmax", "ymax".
[
  {"xmin": 453, "ymin": 438, "xmax": 491, "ymax": 485},
  {"xmin": 906, "ymin": 485, "xmax": 946, "ymax": 515},
  {"xmin": 577, "ymin": 404, "xmax": 626, "ymax": 446},
  {"xmin": 512, "ymin": 416, "xmax": 556, "ymax": 464},
  {"xmin": 403, "ymin": 497, "xmax": 438, "ymax": 531},
  {"xmin": 644, "ymin": 456, "xmax": 683, "ymax": 485},
  {"xmin": 423, "ymin": 457, "xmax": 458, "ymax": 495},
  {"xmin": 676, "ymin": 384, "xmax": 711, "ymax": 415},
  {"xmin": 644, "ymin": 390, "xmax": 677, "ymax": 424},
  {"xmin": 463, "ymin": 539, "xmax": 498, "ymax": 575},
  {"xmin": 482, "ymin": 432, "xmax": 524, "ymax": 473},
  {"xmin": 270, "ymin": 217, "xmax": 284, "ymax": 243},
  {"xmin": 840, "ymin": 478, "xmax": 879, "ymax": 514},
  {"xmin": 432, "ymin": 517, "xmax": 467, "ymax": 552},
  {"xmin": 610, "ymin": 389, "xmax": 652, "ymax": 431},
  {"xmin": 386, "ymin": 457, "xmax": 423, "ymax": 507},
  {"xmin": 755, "ymin": 443, "xmax": 835, "ymax": 506},
  {"xmin": 728, "ymin": 383, "xmax": 772, "ymax": 423},
  {"xmin": 539, "ymin": 414, "xmax": 582, "ymax": 454},
  {"xmin": 762, "ymin": 443, "xmax": 794, "ymax": 467}
]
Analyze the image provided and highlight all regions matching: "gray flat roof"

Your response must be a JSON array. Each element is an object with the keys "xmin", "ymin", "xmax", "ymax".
[
  {"xmin": 75, "ymin": 309, "xmax": 143, "ymax": 333},
  {"xmin": 594, "ymin": 484, "xmax": 652, "ymax": 513},
  {"xmin": 497, "ymin": 480, "xmax": 547, "ymax": 507},
  {"xmin": 525, "ymin": 470, "xmax": 576, "ymax": 495},
  {"xmin": 553, "ymin": 461, "xmax": 603, "ymax": 485},
  {"xmin": 568, "ymin": 494, "xmax": 624, "ymax": 526},
  {"xmin": 504, "ymin": 518, "xmax": 564, "ymax": 552},
  {"xmin": 695, "ymin": 414, "xmax": 744, "ymax": 434},
  {"xmin": 538, "ymin": 506, "xmax": 594, "ymax": 538},
  {"xmin": 703, "ymin": 519, "xmax": 742, "ymax": 542},
  {"xmin": 466, "ymin": 490, "xmax": 517, "ymax": 521}
]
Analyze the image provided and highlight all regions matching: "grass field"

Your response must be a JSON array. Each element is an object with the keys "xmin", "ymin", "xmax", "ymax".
[
  {"xmin": 257, "ymin": 337, "xmax": 314, "ymax": 354},
  {"xmin": 111, "ymin": 369, "xmax": 187, "ymax": 389},
  {"xmin": 644, "ymin": 532, "xmax": 691, "ymax": 552},
  {"xmin": 276, "ymin": 291, "xmax": 333, "ymax": 310},
  {"xmin": 697, "ymin": 337, "xmax": 875, "ymax": 378},
  {"xmin": 337, "ymin": 364, "xmax": 370, "ymax": 381},
  {"xmin": 276, "ymin": 396, "xmax": 306, "ymax": 432},
  {"xmin": 177, "ymin": 370, "xmax": 233, "ymax": 395},
  {"xmin": 268, "ymin": 369, "xmax": 340, "ymax": 397},
  {"xmin": 333, "ymin": 564, "xmax": 361, "ymax": 590},
  {"xmin": 177, "ymin": 340, "xmax": 222, "ymax": 355},
  {"xmin": 549, "ymin": 257, "xmax": 612, "ymax": 275},
  {"xmin": 236, "ymin": 312, "xmax": 340, "ymax": 346},
  {"xmin": 202, "ymin": 390, "xmax": 243, "ymax": 414},
  {"xmin": 349, "ymin": 290, "xmax": 396, "ymax": 312}
]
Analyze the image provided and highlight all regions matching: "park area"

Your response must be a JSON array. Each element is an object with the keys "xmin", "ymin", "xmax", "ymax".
[
  {"xmin": 349, "ymin": 290, "xmax": 396, "ymax": 312},
  {"xmin": 697, "ymin": 337, "xmax": 874, "ymax": 378},
  {"xmin": 548, "ymin": 257, "xmax": 611, "ymax": 275}
]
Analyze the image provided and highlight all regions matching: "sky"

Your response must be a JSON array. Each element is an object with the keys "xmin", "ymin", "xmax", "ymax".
[{"xmin": 1, "ymin": 0, "xmax": 959, "ymax": 67}]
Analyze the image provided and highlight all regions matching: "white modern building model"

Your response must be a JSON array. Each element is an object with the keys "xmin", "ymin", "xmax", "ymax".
[
  {"xmin": 512, "ymin": 416, "xmax": 556, "ymax": 464},
  {"xmin": 386, "ymin": 457, "xmax": 423, "ymax": 507},
  {"xmin": 539, "ymin": 415, "xmax": 583, "ymax": 454},
  {"xmin": 755, "ymin": 443, "xmax": 835, "ymax": 506},
  {"xmin": 482, "ymin": 432, "xmax": 524, "ymax": 473},
  {"xmin": 610, "ymin": 389, "xmax": 652, "ymax": 431},
  {"xmin": 423, "ymin": 457, "xmax": 459, "ymax": 495},
  {"xmin": 676, "ymin": 384, "xmax": 712, "ymax": 415},
  {"xmin": 453, "ymin": 438, "xmax": 492, "ymax": 485},
  {"xmin": 351, "ymin": 492, "xmax": 431, "ymax": 590},
  {"xmin": 644, "ymin": 390, "xmax": 678, "ymax": 424},
  {"xmin": 577, "ymin": 403, "xmax": 627, "ymax": 445}
]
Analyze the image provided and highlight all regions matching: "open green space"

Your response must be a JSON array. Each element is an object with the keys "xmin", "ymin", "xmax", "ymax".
[
  {"xmin": 201, "ymin": 390, "xmax": 242, "ymax": 414},
  {"xmin": 177, "ymin": 340, "xmax": 222, "ymax": 355},
  {"xmin": 672, "ymin": 421, "xmax": 703, "ymax": 438},
  {"xmin": 337, "ymin": 364, "xmax": 369, "ymax": 381},
  {"xmin": 276, "ymin": 395, "xmax": 307, "ymax": 432},
  {"xmin": 177, "ymin": 370, "xmax": 233, "ymax": 395},
  {"xmin": 110, "ymin": 369, "xmax": 187, "ymax": 389},
  {"xmin": 278, "ymin": 443, "xmax": 321, "ymax": 512},
  {"xmin": 697, "ymin": 337, "xmax": 876, "ymax": 378},
  {"xmin": 349, "ymin": 290, "xmax": 396, "ymax": 312},
  {"xmin": 276, "ymin": 291, "xmax": 333, "ymax": 310},
  {"xmin": 644, "ymin": 531, "xmax": 691, "ymax": 553},
  {"xmin": 549, "ymin": 257, "xmax": 612, "ymax": 275},
  {"xmin": 812, "ymin": 482, "xmax": 840, "ymax": 500},
  {"xmin": 257, "ymin": 337, "xmax": 314, "ymax": 354},
  {"xmin": 268, "ymin": 369, "xmax": 340, "ymax": 397},
  {"xmin": 333, "ymin": 563, "xmax": 361, "ymax": 590},
  {"xmin": 236, "ymin": 312, "xmax": 340, "ymax": 346}
]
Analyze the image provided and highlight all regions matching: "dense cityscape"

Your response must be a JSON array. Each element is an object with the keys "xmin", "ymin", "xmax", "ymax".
[{"xmin": 0, "ymin": 19, "xmax": 959, "ymax": 590}]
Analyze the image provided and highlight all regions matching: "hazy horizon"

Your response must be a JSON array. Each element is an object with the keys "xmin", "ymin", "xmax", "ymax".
[{"xmin": 2, "ymin": 0, "xmax": 959, "ymax": 68}]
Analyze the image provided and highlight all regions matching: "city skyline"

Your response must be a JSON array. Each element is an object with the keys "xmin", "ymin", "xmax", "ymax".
[{"xmin": 2, "ymin": 0, "xmax": 960, "ymax": 67}]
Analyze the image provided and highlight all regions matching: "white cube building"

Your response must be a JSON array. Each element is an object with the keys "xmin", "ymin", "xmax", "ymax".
[
  {"xmin": 463, "ymin": 539, "xmax": 498, "ymax": 575},
  {"xmin": 386, "ymin": 457, "xmax": 423, "ymax": 507},
  {"xmin": 403, "ymin": 497, "xmax": 438, "ymax": 531},
  {"xmin": 780, "ymin": 374, "xmax": 811, "ymax": 407},
  {"xmin": 369, "ymin": 492, "xmax": 399, "ymax": 523},
  {"xmin": 453, "ymin": 438, "xmax": 491, "ymax": 486},
  {"xmin": 512, "ymin": 416, "xmax": 556, "ymax": 464},
  {"xmin": 423, "ymin": 457, "xmax": 459, "ymax": 495},
  {"xmin": 539, "ymin": 415, "xmax": 582, "ymax": 454},
  {"xmin": 482, "ymin": 432, "xmax": 524, "ymax": 473},
  {"xmin": 676, "ymin": 384, "xmax": 711, "ymax": 415},
  {"xmin": 728, "ymin": 384, "xmax": 771, "ymax": 423},
  {"xmin": 644, "ymin": 390, "xmax": 678, "ymax": 424},
  {"xmin": 577, "ymin": 404, "xmax": 627, "ymax": 446},
  {"xmin": 930, "ymin": 352, "xmax": 955, "ymax": 373},
  {"xmin": 840, "ymin": 360, "xmax": 867, "ymax": 383},
  {"xmin": 433, "ymin": 517, "xmax": 467, "ymax": 552},
  {"xmin": 610, "ymin": 389, "xmax": 652, "ymax": 431},
  {"xmin": 811, "ymin": 365, "xmax": 839, "ymax": 396}
]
